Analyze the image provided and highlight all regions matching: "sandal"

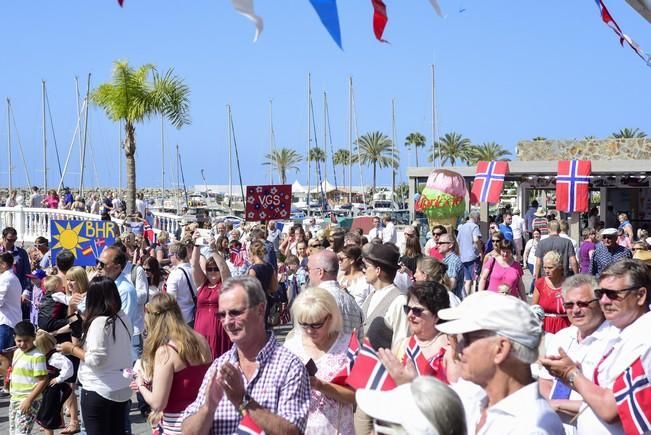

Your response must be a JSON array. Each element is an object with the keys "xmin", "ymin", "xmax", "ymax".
[{"xmin": 60, "ymin": 422, "xmax": 81, "ymax": 434}]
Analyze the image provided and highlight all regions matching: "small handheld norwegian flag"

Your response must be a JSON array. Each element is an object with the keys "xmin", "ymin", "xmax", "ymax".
[
  {"xmin": 330, "ymin": 330, "xmax": 359, "ymax": 386},
  {"xmin": 346, "ymin": 338, "xmax": 396, "ymax": 391},
  {"xmin": 236, "ymin": 413, "xmax": 265, "ymax": 434},
  {"xmin": 613, "ymin": 356, "xmax": 651, "ymax": 435}
]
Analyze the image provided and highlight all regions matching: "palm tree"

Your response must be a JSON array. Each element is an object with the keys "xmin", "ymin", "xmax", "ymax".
[
  {"xmin": 263, "ymin": 148, "xmax": 302, "ymax": 184},
  {"xmin": 92, "ymin": 60, "xmax": 190, "ymax": 214},
  {"xmin": 466, "ymin": 142, "xmax": 512, "ymax": 164},
  {"xmin": 611, "ymin": 128, "xmax": 647, "ymax": 138},
  {"xmin": 404, "ymin": 132, "xmax": 427, "ymax": 167},
  {"xmin": 431, "ymin": 132, "xmax": 471, "ymax": 166},
  {"xmin": 354, "ymin": 131, "xmax": 398, "ymax": 194},
  {"xmin": 332, "ymin": 148, "xmax": 351, "ymax": 188}
]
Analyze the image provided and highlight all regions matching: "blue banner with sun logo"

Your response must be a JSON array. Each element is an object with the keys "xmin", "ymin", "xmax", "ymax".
[{"xmin": 50, "ymin": 220, "xmax": 118, "ymax": 266}]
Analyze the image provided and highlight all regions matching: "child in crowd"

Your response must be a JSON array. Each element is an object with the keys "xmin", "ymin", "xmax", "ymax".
[
  {"xmin": 25, "ymin": 269, "xmax": 47, "ymax": 325},
  {"xmin": 34, "ymin": 330, "xmax": 73, "ymax": 435},
  {"xmin": 9, "ymin": 321, "xmax": 48, "ymax": 435}
]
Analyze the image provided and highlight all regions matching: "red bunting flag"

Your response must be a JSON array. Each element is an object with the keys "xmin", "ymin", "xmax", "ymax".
[
  {"xmin": 371, "ymin": 0, "xmax": 389, "ymax": 43},
  {"xmin": 613, "ymin": 356, "xmax": 651, "ymax": 435},
  {"xmin": 556, "ymin": 160, "xmax": 591, "ymax": 214},
  {"xmin": 470, "ymin": 161, "xmax": 509, "ymax": 205},
  {"xmin": 346, "ymin": 338, "xmax": 396, "ymax": 391},
  {"xmin": 117, "ymin": 0, "xmax": 124, "ymax": 6},
  {"xmin": 594, "ymin": 0, "xmax": 651, "ymax": 66},
  {"xmin": 330, "ymin": 331, "xmax": 360, "ymax": 386}
]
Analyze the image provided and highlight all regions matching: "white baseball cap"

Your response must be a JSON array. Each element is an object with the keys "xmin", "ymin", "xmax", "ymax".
[
  {"xmin": 436, "ymin": 291, "xmax": 542, "ymax": 351},
  {"xmin": 356, "ymin": 383, "xmax": 438, "ymax": 435},
  {"xmin": 600, "ymin": 228, "xmax": 618, "ymax": 236}
]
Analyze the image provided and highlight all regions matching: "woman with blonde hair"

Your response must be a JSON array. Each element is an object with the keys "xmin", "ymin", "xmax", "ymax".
[
  {"xmin": 132, "ymin": 293, "xmax": 212, "ymax": 435},
  {"xmin": 414, "ymin": 256, "xmax": 460, "ymax": 307},
  {"xmin": 284, "ymin": 287, "xmax": 355, "ymax": 435},
  {"xmin": 532, "ymin": 250, "xmax": 570, "ymax": 333}
]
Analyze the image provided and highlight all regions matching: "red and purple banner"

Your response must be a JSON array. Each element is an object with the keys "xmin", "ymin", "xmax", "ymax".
[
  {"xmin": 245, "ymin": 184, "xmax": 292, "ymax": 221},
  {"xmin": 556, "ymin": 160, "xmax": 591, "ymax": 214},
  {"xmin": 470, "ymin": 161, "xmax": 509, "ymax": 205}
]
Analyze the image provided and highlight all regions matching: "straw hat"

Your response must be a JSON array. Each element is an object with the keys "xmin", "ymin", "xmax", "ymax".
[{"xmin": 534, "ymin": 207, "xmax": 546, "ymax": 217}]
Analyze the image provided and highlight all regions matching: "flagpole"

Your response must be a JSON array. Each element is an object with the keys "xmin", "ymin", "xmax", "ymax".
[
  {"xmin": 431, "ymin": 64, "xmax": 439, "ymax": 167},
  {"xmin": 307, "ymin": 73, "xmax": 312, "ymax": 211}
]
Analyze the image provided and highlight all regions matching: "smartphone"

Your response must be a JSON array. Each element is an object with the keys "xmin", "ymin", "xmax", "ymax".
[
  {"xmin": 305, "ymin": 359, "xmax": 318, "ymax": 376},
  {"xmin": 195, "ymin": 237, "xmax": 208, "ymax": 246}
]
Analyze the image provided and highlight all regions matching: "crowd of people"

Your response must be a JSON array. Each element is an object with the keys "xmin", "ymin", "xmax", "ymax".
[{"xmin": 0, "ymin": 201, "xmax": 648, "ymax": 434}]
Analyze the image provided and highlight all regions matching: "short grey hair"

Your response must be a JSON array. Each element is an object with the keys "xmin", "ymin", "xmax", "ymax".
[
  {"xmin": 468, "ymin": 210, "xmax": 480, "ymax": 220},
  {"xmin": 561, "ymin": 274, "xmax": 598, "ymax": 299},
  {"xmin": 411, "ymin": 377, "xmax": 467, "ymax": 435},
  {"xmin": 221, "ymin": 276, "xmax": 267, "ymax": 310}
]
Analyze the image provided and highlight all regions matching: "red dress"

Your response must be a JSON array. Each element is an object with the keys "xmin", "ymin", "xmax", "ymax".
[
  {"xmin": 193, "ymin": 282, "xmax": 231, "ymax": 359},
  {"xmin": 535, "ymin": 277, "xmax": 570, "ymax": 334}
]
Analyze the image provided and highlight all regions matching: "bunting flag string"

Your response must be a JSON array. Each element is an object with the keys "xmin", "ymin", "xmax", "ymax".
[
  {"xmin": 231, "ymin": 0, "xmax": 264, "ymax": 42},
  {"xmin": 594, "ymin": 0, "xmax": 651, "ymax": 67},
  {"xmin": 309, "ymin": 0, "xmax": 343, "ymax": 49},
  {"xmin": 371, "ymin": 0, "xmax": 389, "ymax": 43},
  {"xmin": 427, "ymin": 0, "xmax": 444, "ymax": 17},
  {"xmin": 117, "ymin": 0, "xmax": 124, "ymax": 6}
]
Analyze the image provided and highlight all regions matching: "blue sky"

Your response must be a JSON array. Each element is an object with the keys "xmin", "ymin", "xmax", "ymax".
[{"xmin": 1, "ymin": 1, "xmax": 650, "ymax": 191}]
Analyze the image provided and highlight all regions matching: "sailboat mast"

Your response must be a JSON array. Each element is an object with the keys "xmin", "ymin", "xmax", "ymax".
[
  {"xmin": 323, "ymin": 92, "xmax": 327, "ymax": 190},
  {"xmin": 347, "ymin": 77, "xmax": 353, "ymax": 206},
  {"xmin": 118, "ymin": 122, "xmax": 122, "ymax": 196},
  {"xmin": 161, "ymin": 116, "xmax": 165, "ymax": 207},
  {"xmin": 176, "ymin": 144, "xmax": 181, "ymax": 215},
  {"xmin": 7, "ymin": 98, "xmax": 12, "ymax": 193},
  {"xmin": 307, "ymin": 73, "xmax": 312, "ymax": 209},
  {"xmin": 391, "ymin": 98, "xmax": 396, "ymax": 206},
  {"xmin": 79, "ymin": 73, "xmax": 91, "ymax": 196},
  {"xmin": 227, "ymin": 105, "xmax": 233, "ymax": 209},
  {"xmin": 42, "ymin": 81, "xmax": 47, "ymax": 192},
  {"xmin": 431, "ymin": 64, "xmax": 439, "ymax": 167},
  {"xmin": 269, "ymin": 99, "xmax": 274, "ymax": 184}
]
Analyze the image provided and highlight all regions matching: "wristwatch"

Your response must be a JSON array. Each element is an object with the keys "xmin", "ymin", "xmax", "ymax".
[
  {"xmin": 238, "ymin": 392, "xmax": 252, "ymax": 415},
  {"xmin": 567, "ymin": 369, "xmax": 579, "ymax": 389}
]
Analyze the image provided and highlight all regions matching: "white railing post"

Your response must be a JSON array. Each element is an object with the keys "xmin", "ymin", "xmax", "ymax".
[{"xmin": 15, "ymin": 206, "xmax": 26, "ymax": 241}]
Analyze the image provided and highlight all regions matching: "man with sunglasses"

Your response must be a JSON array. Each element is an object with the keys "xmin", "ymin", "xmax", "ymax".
[
  {"xmin": 590, "ymin": 228, "xmax": 632, "ymax": 276},
  {"xmin": 542, "ymin": 259, "xmax": 651, "ymax": 434},
  {"xmin": 538, "ymin": 274, "xmax": 617, "ymax": 431},
  {"xmin": 181, "ymin": 276, "xmax": 310, "ymax": 435},
  {"xmin": 436, "ymin": 291, "xmax": 563, "ymax": 434},
  {"xmin": 306, "ymin": 250, "xmax": 362, "ymax": 336}
]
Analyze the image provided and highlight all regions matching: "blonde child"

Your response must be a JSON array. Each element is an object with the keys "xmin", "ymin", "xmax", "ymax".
[
  {"xmin": 34, "ymin": 330, "xmax": 73, "ymax": 435},
  {"xmin": 9, "ymin": 321, "xmax": 48, "ymax": 435}
]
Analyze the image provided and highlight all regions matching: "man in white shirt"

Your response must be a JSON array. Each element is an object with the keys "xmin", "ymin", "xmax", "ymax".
[
  {"xmin": 135, "ymin": 192, "xmax": 147, "ymax": 217},
  {"xmin": 368, "ymin": 216, "xmax": 383, "ymax": 241},
  {"xmin": 381, "ymin": 214, "xmax": 397, "ymax": 244},
  {"xmin": 307, "ymin": 250, "xmax": 362, "ymax": 336},
  {"xmin": 511, "ymin": 209, "xmax": 526, "ymax": 262},
  {"xmin": 538, "ymin": 274, "xmax": 618, "ymax": 433},
  {"xmin": 0, "ymin": 252, "xmax": 23, "ymax": 351},
  {"xmin": 437, "ymin": 291, "xmax": 564, "ymax": 434},
  {"xmin": 165, "ymin": 242, "xmax": 197, "ymax": 325}
]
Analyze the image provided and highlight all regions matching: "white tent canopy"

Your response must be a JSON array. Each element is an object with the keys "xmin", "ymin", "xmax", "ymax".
[
  {"xmin": 292, "ymin": 180, "xmax": 307, "ymax": 194},
  {"xmin": 308, "ymin": 180, "xmax": 336, "ymax": 194}
]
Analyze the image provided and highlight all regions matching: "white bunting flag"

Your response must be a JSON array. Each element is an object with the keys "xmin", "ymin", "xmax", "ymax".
[{"xmin": 231, "ymin": 0, "xmax": 264, "ymax": 42}]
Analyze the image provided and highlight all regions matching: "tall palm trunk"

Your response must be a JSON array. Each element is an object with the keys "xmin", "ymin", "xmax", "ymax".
[
  {"xmin": 415, "ymin": 148, "xmax": 419, "ymax": 167},
  {"xmin": 281, "ymin": 169, "xmax": 286, "ymax": 184},
  {"xmin": 372, "ymin": 162, "xmax": 377, "ymax": 195},
  {"xmin": 125, "ymin": 122, "xmax": 137, "ymax": 215}
]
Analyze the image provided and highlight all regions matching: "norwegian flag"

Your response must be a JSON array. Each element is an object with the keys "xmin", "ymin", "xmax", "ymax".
[
  {"xmin": 403, "ymin": 336, "xmax": 448, "ymax": 383},
  {"xmin": 144, "ymin": 224, "xmax": 155, "ymax": 244},
  {"xmin": 470, "ymin": 161, "xmax": 509, "ymax": 205},
  {"xmin": 346, "ymin": 338, "xmax": 396, "ymax": 391},
  {"xmin": 236, "ymin": 414, "xmax": 265, "ymax": 434},
  {"xmin": 556, "ymin": 160, "xmax": 591, "ymax": 214},
  {"xmin": 371, "ymin": 0, "xmax": 389, "ymax": 43},
  {"xmin": 613, "ymin": 356, "xmax": 651, "ymax": 435},
  {"xmin": 594, "ymin": 0, "xmax": 651, "ymax": 66},
  {"xmin": 330, "ymin": 331, "xmax": 360, "ymax": 386}
]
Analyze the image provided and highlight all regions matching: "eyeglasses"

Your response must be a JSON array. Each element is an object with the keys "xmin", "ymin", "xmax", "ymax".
[
  {"xmin": 143, "ymin": 268, "xmax": 152, "ymax": 272},
  {"xmin": 492, "ymin": 239, "xmax": 500, "ymax": 243},
  {"xmin": 402, "ymin": 305, "xmax": 428, "ymax": 317},
  {"xmin": 206, "ymin": 267, "xmax": 220, "ymax": 272},
  {"xmin": 299, "ymin": 315, "xmax": 330, "ymax": 330},
  {"xmin": 96, "ymin": 259, "xmax": 107, "ymax": 269},
  {"xmin": 217, "ymin": 307, "xmax": 249, "ymax": 320},
  {"xmin": 437, "ymin": 241, "xmax": 452, "ymax": 245},
  {"xmin": 562, "ymin": 299, "xmax": 599, "ymax": 310},
  {"xmin": 432, "ymin": 232, "xmax": 443, "ymax": 237},
  {"xmin": 594, "ymin": 286, "xmax": 640, "ymax": 301}
]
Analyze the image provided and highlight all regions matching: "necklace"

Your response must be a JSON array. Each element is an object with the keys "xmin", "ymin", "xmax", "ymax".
[{"xmin": 415, "ymin": 332, "xmax": 443, "ymax": 348}]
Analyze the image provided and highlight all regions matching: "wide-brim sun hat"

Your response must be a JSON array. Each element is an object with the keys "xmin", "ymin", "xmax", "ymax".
[{"xmin": 534, "ymin": 207, "xmax": 546, "ymax": 217}]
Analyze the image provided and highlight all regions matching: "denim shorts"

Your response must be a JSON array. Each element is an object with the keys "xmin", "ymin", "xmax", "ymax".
[
  {"xmin": 462, "ymin": 258, "xmax": 481, "ymax": 281},
  {"xmin": 0, "ymin": 324, "xmax": 14, "ymax": 351}
]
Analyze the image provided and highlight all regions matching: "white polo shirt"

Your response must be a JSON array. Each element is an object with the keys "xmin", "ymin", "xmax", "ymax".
[{"xmin": 476, "ymin": 382, "xmax": 564, "ymax": 435}]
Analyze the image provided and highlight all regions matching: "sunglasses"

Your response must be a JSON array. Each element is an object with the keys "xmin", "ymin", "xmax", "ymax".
[
  {"xmin": 432, "ymin": 232, "xmax": 443, "ymax": 236},
  {"xmin": 143, "ymin": 268, "xmax": 152, "ymax": 272},
  {"xmin": 562, "ymin": 299, "xmax": 599, "ymax": 310},
  {"xmin": 299, "ymin": 315, "xmax": 330, "ymax": 330},
  {"xmin": 217, "ymin": 307, "xmax": 249, "ymax": 320},
  {"xmin": 403, "ymin": 305, "xmax": 427, "ymax": 317},
  {"xmin": 454, "ymin": 331, "xmax": 496, "ymax": 351},
  {"xmin": 594, "ymin": 286, "xmax": 640, "ymax": 301},
  {"xmin": 437, "ymin": 241, "xmax": 452, "ymax": 245},
  {"xmin": 206, "ymin": 267, "xmax": 220, "ymax": 272},
  {"xmin": 96, "ymin": 259, "xmax": 107, "ymax": 269},
  {"xmin": 492, "ymin": 239, "xmax": 500, "ymax": 243}
]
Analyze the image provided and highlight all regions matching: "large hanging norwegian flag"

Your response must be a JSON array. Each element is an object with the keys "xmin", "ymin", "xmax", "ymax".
[
  {"xmin": 470, "ymin": 161, "xmax": 509, "ymax": 205},
  {"xmin": 556, "ymin": 160, "xmax": 591, "ymax": 214},
  {"xmin": 346, "ymin": 338, "xmax": 396, "ymax": 391},
  {"xmin": 613, "ymin": 356, "xmax": 651, "ymax": 435}
]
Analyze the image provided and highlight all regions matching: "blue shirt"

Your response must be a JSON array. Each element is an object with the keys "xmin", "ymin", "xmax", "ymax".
[
  {"xmin": 591, "ymin": 243, "xmax": 632, "ymax": 276},
  {"xmin": 115, "ymin": 273, "xmax": 137, "ymax": 328},
  {"xmin": 442, "ymin": 253, "xmax": 464, "ymax": 298},
  {"xmin": 457, "ymin": 221, "xmax": 481, "ymax": 262},
  {"xmin": 499, "ymin": 223, "xmax": 514, "ymax": 242}
]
